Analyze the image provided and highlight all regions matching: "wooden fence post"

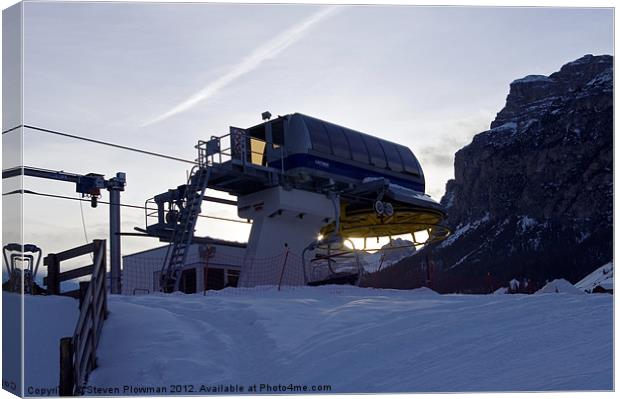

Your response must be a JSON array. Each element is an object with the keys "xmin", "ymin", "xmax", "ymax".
[
  {"xmin": 78, "ymin": 282, "xmax": 89, "ymax": 309},
  {"xmin": 94, "ymin": 239, "xmax": 109, "ymax": 317},
  {"xmin": 47, "ymin": 254, "xmax": 60, "ymax": 295},
  {"xmin": 59, "ymin": 337, "xmax": 74, "ymax": 396}
]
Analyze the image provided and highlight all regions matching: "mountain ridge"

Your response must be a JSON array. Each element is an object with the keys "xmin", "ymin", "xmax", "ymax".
[{"xmin": 363, "ymin": 54, "xmax": 613, "ymax": 293}]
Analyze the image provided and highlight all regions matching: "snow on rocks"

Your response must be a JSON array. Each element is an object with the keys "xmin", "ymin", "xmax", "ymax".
[
  {"xmin": 442, "ymin": 190, "xmax": 455, "ymax": 209},
  {"xmin": 535, "ymin": 279, "xmax": 585, "ymax": 295},
  {"xmin": 439, "ymin": 212, "xmax": 490, "ymax": 248},
  {"xmin": 490, "ymin": 121, "xmax": 518, "ymax": 133},
  {"xmin": 587, "ymin": 67, "xmax": 613, "ymax": 89},
  {"xmin": 517, "ymin": 215, "xmax": 537, "ymax": 233},
  {"xmin": 512, "ymin": 75, "xmax": 554, "ymax": 84}
]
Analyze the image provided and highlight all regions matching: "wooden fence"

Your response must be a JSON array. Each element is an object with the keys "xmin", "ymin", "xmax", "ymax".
[
  {"xmin": 48, "ymin": 240, "xmax": 108, "ymax": 396},
  {"xmin": 44, "ymin": 241, "xmax": 99, "ymax": 297}
]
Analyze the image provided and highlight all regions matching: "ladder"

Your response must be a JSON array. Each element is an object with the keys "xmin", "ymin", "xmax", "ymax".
[{"xmin": 159, "ymin": 166, "xmax": 211, "ymax": 292}]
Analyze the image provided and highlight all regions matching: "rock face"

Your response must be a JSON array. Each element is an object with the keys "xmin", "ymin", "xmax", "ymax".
[{"xmin": 364, "ymin": 54, "xmax": 613, "ymax": 293}]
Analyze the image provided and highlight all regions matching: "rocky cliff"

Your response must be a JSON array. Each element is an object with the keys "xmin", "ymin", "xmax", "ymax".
[{"xmin": 364, "ymin": 54, "xmax": 613, "ymax": 293}]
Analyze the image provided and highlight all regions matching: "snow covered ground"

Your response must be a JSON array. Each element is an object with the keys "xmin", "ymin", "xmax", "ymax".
[
  {"xmin": 75, "ymin": 286, "xmax": 615, "ymax": 394},
  {"xmin": 2, "ymin": 293, "xmax": 79, "ymax": 396},
  {"xmin": 7, "ymin": 286, "xmax": 612, "ymax": 395}
]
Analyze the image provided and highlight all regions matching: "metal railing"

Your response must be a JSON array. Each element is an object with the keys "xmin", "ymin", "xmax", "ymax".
[
  {"xmin": 144, "ymin": 196, "xmax": 160, "ymax": 234},
  {"xmin": 196, "ymin": 130, "xmax": 287, "ymax": 174},
  {"xmin": 58, "ymin": 239, "xmax": 108, "ymax": 396}
]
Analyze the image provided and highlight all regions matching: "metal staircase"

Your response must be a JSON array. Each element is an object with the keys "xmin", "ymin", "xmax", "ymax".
[{"xmin": 159, "ymin": 166, "xmax": 211, "ymax": 292}]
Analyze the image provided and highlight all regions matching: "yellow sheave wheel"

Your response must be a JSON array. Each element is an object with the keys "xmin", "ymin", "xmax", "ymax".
[{"xmin": 320, "ymin": 204, "xmax": 451, "ymax": 244}]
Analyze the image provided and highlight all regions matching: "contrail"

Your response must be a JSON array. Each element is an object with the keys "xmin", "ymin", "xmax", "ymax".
[{"xmin": 142, "ymin": 6, "xmax": 342, "ymax": 126}]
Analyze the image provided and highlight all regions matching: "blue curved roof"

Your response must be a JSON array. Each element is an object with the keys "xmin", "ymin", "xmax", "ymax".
[{"xmin": 295, "ymin": 113, "xmax": 424, "ymax": 178}]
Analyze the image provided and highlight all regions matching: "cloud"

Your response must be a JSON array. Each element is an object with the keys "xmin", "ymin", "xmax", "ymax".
[
  {"xmin": 142, "ymin": 6, "xmax": 342, "ymax": 126},
  {"xmin": 416, "ymin": 114, "xmax": 491, "ymax": 168},
  {"xmin": 420, "ymin": 149, "xmax": 455, "ymax": 168}
]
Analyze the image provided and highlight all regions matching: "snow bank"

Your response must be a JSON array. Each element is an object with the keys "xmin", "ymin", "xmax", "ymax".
[
  {"xmin": 575, "ymin": 262, "xmax": 613, "ymax": 293},
  {"xmin": 493, "ymin": 287, "xmax": 508, "ymax": 295},
  {"xmin": 535, "ymin": 279, "xmax": 585, "ymax": 295},
  {"xmin": 3, "ymin": 292, "xmax": 79, "ymax": 394},
  {"xmin": 409, "ymin": 286, "xmax": 439, "ymax": 295},
  {"xmin": 86, "ymin": 286, "xmax": 612, "ymax": 393}
]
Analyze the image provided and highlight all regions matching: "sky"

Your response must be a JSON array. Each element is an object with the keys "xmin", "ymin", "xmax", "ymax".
[{"xmin": 1, "ymin": 2, "xmax": 614, "ymax": 263}]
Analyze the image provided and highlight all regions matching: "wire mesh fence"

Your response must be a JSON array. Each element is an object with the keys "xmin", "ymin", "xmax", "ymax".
[
  {"xmin": 121, "ymin": 246, "xmax": 405, "ymax": 296},
  {"xmin": 236, "ymin": 251, "xmax": 307, "ymax": 288}
]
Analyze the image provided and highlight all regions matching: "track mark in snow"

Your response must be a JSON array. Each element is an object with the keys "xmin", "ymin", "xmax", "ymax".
[{"xmin": 87, "ymin": 288, "xmax": 612, "ymax": 393}]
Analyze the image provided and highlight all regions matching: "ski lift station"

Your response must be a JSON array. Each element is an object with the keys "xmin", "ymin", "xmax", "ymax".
[
  {"xmin": 4, "ymin": 112, "xmax": 450, "ymax": 296},
  {"xmin": 131, "ymin": 112, "xmax": 449, "ymax": 293}
]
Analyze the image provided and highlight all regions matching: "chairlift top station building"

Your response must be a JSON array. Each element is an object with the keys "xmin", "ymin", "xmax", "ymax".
[
  {"xmin": 139, "ymin": 112, "xmax": 449, "ymax": 292},
  {"xmin": 122, "ymin": 238, "xmax": 246, "ymax": 295},
  {"xmin": 210, "ymin": 112, "xmax": 427, "ymax": 194}
]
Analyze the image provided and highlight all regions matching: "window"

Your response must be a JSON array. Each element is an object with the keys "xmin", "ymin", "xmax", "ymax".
[
  {"xmin": 245, "ymin": 123, "xmax": 268, "ymax": 166},
  {"xmin": 227, "ymin": 269, "xmax": 240, "ymax": 287},
  {"xmin": 305, "ymin": 116, "xmax": 332, "ymax": 154},
  {"xmin": 180, "ymin": 268, "xmax": 197, "ymax": 294},
  {"xmin": 250, "ymin": 139, "xmax": 266, "ymax": 165},
  {"xmin": 361, "ymin": 135, "xmax": 387, "ymax": 168},
  {"xmin": 381, "ymin": 141, "xmax": 404, "ymax": 172},
  {"xmin": 206, "ymin": 268, "xmax": 225, "ymax": 290},
  {"xmin": 324, "ymin": 122, "xmax": 351, "ymax": 159},
  {"xmin": 343, "ymin": 129, "xmax": 370, "ymax": 163}
]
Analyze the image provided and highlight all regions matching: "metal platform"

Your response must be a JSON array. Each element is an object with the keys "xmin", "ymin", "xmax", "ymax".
[{"xmin": 207, "ymin": 159, "xmax": 280, "ymax": 196}]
